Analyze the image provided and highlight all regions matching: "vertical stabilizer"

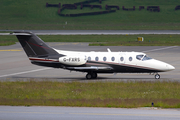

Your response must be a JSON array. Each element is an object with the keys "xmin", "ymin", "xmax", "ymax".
[{"xmin": 14, "ymin": 32, "xmax": 58, "ymax": 57}]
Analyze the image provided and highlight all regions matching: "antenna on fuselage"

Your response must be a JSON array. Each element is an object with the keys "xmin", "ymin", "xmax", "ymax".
[{"xmin": 107, "ymin": 48, "xmax": 111, "ymax": 52}]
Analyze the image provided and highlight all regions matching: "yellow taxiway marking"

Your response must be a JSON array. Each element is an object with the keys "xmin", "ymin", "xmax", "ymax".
[{"xmin": 0, "ymin": 49, "xmax": 22, "ymax": 51}]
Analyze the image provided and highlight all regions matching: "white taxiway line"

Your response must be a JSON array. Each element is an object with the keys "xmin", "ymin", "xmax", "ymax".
[
  {"xmin": 142, "ymin": 46, "xmax": 178, "ymax": 53},
  {"xmin": 0, "ymin": 68, "xmax": 52, "ymax": 78}
]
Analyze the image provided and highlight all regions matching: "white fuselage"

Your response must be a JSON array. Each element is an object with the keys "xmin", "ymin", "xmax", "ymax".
[{"xmin": 54, "ymin": 49, "xmax": 175, "ymax": 72}]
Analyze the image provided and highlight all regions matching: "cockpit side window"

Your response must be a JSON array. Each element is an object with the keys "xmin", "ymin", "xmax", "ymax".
[
  {"xmin": 136, "ymin": 55, "xmax": 144, "ymax": 60},
  {"xmin": 142, "ymin": 55, "xmax": 152, "ymax": 61}
]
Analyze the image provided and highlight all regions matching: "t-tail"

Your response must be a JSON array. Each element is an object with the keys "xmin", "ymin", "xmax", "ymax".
[{"xmin": 14, "ymin": 31, "xmax": 58, "ymax": 57}]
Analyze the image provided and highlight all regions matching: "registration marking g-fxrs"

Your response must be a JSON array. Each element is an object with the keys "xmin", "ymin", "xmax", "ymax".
[{"xmin": 63, "ymin": 58, "xmax": 80, "ymax": 62}]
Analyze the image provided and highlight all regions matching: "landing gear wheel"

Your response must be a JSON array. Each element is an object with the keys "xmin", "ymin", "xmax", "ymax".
[
  {"xmin": 86, "ymin": 73, "xmax": 98, "ymax": 79},
  {"xmin": 155, "ymin": 74, "xmax": 160, "ymax": 79},
  {"xmin": 92, "ymin": 73, "xmax": 97, "ymax": 79},
  {"xmin": 86, "ymin": 73, "xmax": 92, "ymax": 79}
]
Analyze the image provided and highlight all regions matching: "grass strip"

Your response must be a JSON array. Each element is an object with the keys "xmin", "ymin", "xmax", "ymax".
[
  {"xmin": 1, "ymin": 34, "xmax": 180, "ymax": 46},
  {"xmin": 0, "ymin": 80, "xmax": 180, "ymax": 108},
  {"xmin": 1, "ymin": 0, "xmax": 180, "ymax": 30},
  {"xmin": 0, "ymin": 35, "xmax": 16, "ymax": 46}
]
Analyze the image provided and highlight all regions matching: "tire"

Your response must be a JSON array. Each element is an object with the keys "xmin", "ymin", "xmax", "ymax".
[
  {"xmin": 86, "ymin": 73, "xmax": 92, "ymax": 79},
  {"xmin": 155, "ymin": 74, "xmax": 160, "ymax": 79},
  {"xmin": 92, "ymin": 73, "xmax": 97, "ymax": 79}
]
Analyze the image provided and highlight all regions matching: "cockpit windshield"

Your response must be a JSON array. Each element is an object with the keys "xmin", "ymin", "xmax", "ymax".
[
  {"xmin": 136, "ymin": 55, "xmax": 152, "ymax": 61},
  {"xmin": 136, "ymin": 55, "xmax": 144, "ymax": 60},
  {"xmin": 142, "ymin": 55, "xmax": 152, "ymax": 61}
]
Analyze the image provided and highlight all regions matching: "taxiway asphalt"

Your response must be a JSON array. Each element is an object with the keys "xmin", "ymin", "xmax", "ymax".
[
  {"xmin": 0, "ymin": 106, "xmax": 180, "ymax": 120},
  {"xmin": 0, "ymin": 42, "xmax": 179, "ymax": 81},
  {"xmin": 0, "ymin": 42, "xmax": 179, "ymax": 120},
  {"xmin": 1, "ymin": 30, "xmax": 180, "ymax": 35}
]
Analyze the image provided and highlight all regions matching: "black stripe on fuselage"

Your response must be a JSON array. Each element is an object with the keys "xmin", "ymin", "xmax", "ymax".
[{"xmin": 85, "ymin": 60, "xmax": 164, "ymax": 73}]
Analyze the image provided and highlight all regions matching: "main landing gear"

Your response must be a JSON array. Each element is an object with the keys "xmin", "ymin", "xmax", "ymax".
[{"xmin": 86, "ymin": 72, "xmax": 97, "ymax": 79}]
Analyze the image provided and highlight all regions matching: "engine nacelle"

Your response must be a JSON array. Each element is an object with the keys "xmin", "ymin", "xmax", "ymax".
[{"xmin": 59, "ymin": 55, "xmax": 87, "ymax": 66}]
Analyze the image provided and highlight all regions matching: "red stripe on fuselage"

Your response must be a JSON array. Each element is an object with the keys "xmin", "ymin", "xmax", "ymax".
[{"xmin": 29, "ymin": 58, "xmax": 59, "ymax": 62}]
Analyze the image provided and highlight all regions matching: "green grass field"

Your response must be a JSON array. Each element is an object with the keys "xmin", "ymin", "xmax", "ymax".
[
  {"xmin": 1, "ymin": 0, "xmax": 180, "ymax": 30},
  {"xmin": 0, "ymin": 81, "xmax": 180, "ymax": 108},
  {"xmin": 1, "ymin": 34, "xmax": 180, "ymax": 46}
]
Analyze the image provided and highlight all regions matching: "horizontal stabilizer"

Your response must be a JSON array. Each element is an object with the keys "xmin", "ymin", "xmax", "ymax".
[{"xmin": 11, "ymin": 33, "xmax": 32, "ymax": 36}]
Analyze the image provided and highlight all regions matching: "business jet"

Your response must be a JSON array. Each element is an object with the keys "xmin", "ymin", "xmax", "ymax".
[{"xmin": 13, "ymin": 31, "xmax": 175, "ymax": 79}]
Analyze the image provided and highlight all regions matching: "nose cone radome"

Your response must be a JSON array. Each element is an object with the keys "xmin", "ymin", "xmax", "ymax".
[
  {"xmin": 150, "ymin": 59, "xmax": 175, "ymax": 72},
  {"xmin": 166, "ymin": 64, "xmax": 175, "ymax": 71},
  {"xmin": 158, "ymin": 62, "xmax": 175, "ymax": 72}
]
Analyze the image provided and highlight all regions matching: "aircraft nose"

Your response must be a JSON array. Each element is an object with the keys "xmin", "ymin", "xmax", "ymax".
[
  {"xmin": 166, "ymin": 64, "xmax": 175, "ymax": 71},
  {"xmin": 153, "ymin": 59, "xmax": 175, "ymax": 71}
]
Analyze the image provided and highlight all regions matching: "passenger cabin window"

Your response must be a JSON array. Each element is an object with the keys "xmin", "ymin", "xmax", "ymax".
[
  {"xmin": 142, "ymin": 55, "xmax": 152, "ymax": 61},
  {"xmin": 111, "ymin": 57, "xmax": 115, "ymax": 61},
  {"xmin": 136, "ymin": 55, "xmax": 144, "ymax": 60},
  {"xmin": 129, "ymin": 57, "xmax": 132, "ymax": 61},
  {"xmin": 88, "ymin": 57, "xmax": 91, "ymax": 61},
  {"xmin": 95, "ymin": 57, "xmax": 99, "ymax": 61},
  {"xmin": 120, "ymin": 57, "xmax": 124, "ymax": 61},
  {"xmin": 103, "ymin": 57, "xmax": 107, "ymax": 61}
]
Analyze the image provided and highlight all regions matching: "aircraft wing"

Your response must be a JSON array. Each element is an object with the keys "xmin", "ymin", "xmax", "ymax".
[{"xmin": 67, "ymin": 66, "xmax": 113, "ymax": 70}]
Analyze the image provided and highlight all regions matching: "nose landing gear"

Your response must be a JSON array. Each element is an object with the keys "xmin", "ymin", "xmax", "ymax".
[
  {"xmin": 150, "ymin": 73, "xmax": 161, "ymax": 79},
  {"xmin": 155, "ymin": 73, "xmax": 160, "ymax": 79}
]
